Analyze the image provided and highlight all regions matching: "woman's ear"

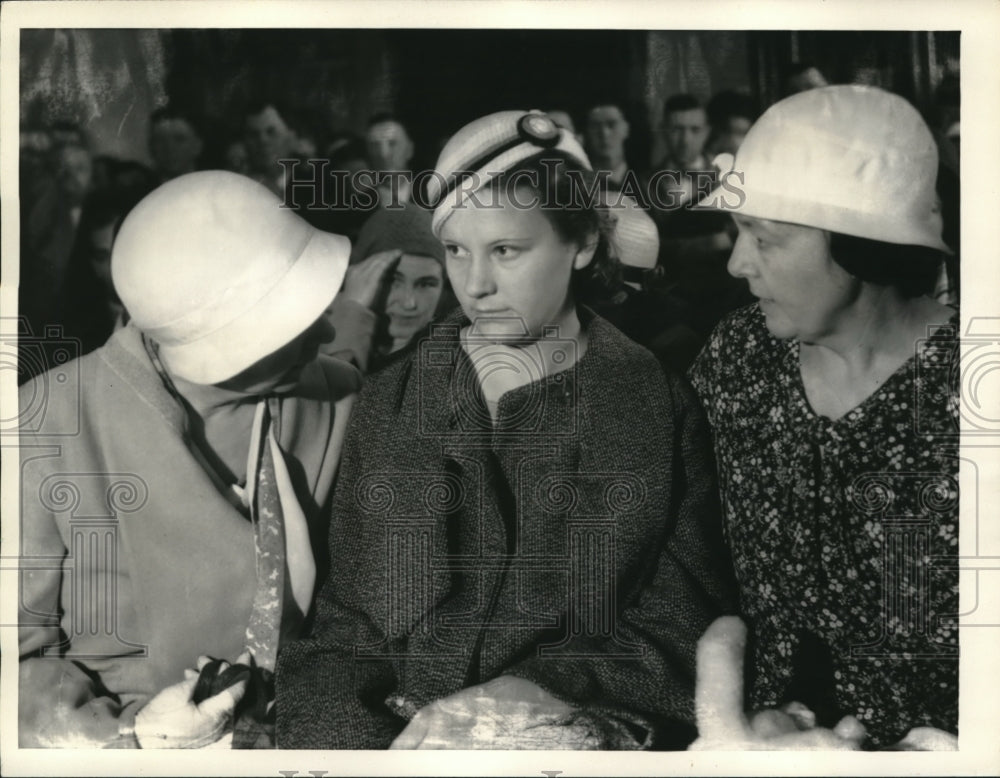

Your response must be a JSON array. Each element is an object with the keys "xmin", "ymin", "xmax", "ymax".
[{"xmin": 572, "ymin": 233, "xmax": 599, "ymax": 270}]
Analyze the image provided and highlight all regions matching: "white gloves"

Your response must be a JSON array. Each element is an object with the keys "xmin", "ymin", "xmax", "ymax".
[{"xmin": 134, "ymin": 653, "xmax": 249, "ymax": 749}]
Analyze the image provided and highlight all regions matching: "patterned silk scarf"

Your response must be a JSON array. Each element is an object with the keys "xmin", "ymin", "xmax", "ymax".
[
  {"xmin": 231, "ymin": 397, "xmax": 316, "ymax": 748},
  {"xmin": 244, "ymin": 397, "xmax": 286, "ymax": 672},
  {"xmin": 143, "ymin": 336, "xmax": 315, "ymax": 748}
]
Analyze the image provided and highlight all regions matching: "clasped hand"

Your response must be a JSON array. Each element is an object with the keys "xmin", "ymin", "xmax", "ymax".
[
  {"xmin": 134, "ymin": 651, "xmax": 249, "ymax": 749},
  {"xmin": 689, "ymin": 616, "xmax": 957, "ymax": 751}
]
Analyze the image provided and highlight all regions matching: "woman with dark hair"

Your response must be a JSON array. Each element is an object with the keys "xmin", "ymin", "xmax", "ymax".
[
  {"xmin": 276, "ymin": 110, "xmax": 735, "ymax": 750},
  {"xmin": 688, "ymin": 86, "xmax": 959, "ymax": 750}
]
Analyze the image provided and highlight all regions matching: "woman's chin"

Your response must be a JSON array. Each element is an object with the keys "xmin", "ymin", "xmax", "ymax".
[
  {"xmin": 388, "ymin": 321, "xmax": 424, "ymax": 343},
  {"xmin": 758, "ymin": 305, "xmax": 797, "ymax": 340},
  {"xmin": 467, "ymin": 316, "xmax": 532, "ymax": 344}
]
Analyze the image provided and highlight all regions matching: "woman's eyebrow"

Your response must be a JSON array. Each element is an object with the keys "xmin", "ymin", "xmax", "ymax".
[
  {"xmin": 486, "ymin": 236, "xmax": 531, "ymax": 246},
  {"xmin": 737, "ymin": 218, "xmax": 778, "ymax": 239}
]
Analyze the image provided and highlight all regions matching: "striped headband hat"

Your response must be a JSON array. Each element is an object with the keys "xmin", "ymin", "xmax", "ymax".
[{"xmin": 427, "ymin": 110, "xmax": 658, "ymax": 269}]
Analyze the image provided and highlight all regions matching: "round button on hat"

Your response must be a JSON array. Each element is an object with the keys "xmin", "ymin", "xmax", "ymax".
[
  {"xmin": 517, "ymin": 113, "xmax": 561, "ymax": 146},
  {"xmin": 429, "ymin": 109, "xmax": 658, "ymax": 268},
  {"xmin": 112, "ymin": 170, "xmax": 351, "ymax": 385},
  {"xmin": 699, "ymin": 85, "xmax": 950, "ymax": 252}
]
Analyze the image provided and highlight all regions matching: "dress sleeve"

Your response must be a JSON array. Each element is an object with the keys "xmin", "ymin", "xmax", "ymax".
[
  {"xmin": 503, "ymin": 370, "xmax": 739, "ymax": 747},
  {"xmin": 18, "ymin": 423, "xmax": 139, "ymax": 748}
]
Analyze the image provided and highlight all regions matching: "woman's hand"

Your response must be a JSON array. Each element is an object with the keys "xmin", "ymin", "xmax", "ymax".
[
  {"xmin": 340, "ymin": 250, "xmax": 402, "ymax": 309},
  {"xmin": 389, "ymin": 675, "xmax": 588, "ymax": 749},
  {"xmin": 689, "ymin": 616, "xmax": 867, "ymax": 751},
  {"xmin": 886, "ymin": 727, "xmax": 958, "ymax": 751},
  {"xmin": 134, "ymin": 653, "xmax": 248, "ymax": 749}
]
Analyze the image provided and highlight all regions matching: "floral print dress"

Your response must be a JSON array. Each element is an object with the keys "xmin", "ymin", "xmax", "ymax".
[{"xmin": 689, "ymin": 304, "xmax": 959, "ymax": 747}]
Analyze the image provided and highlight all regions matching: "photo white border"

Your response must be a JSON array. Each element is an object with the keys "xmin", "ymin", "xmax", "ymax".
[{"xmin": 2, "ymin": 1, "xmax": 998, "ymax": 775}]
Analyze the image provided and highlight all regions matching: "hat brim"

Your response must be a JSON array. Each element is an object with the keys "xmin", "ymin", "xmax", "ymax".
[
  {"xmin": 158, "ymin": 230, "xmax": 351, "ymax": 385},
  {"xmin": 696, "ymin": 185, "xmax": 953, "ymax": 254}
]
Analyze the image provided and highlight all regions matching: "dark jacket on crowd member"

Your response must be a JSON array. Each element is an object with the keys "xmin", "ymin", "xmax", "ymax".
[{"xmin": 276, "ymin": 307, "xmax": 736, "ymax": 749}]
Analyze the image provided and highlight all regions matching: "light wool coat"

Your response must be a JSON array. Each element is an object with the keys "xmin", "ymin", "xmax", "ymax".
[{"xmin": 18, "ymin": 323, "xmax": 359, "ymax": 747}]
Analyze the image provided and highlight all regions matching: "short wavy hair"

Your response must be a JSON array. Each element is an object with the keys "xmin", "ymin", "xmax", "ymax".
[{"xmin": 828, "ymin": 232, "xmax": 945, "ymax": 299}]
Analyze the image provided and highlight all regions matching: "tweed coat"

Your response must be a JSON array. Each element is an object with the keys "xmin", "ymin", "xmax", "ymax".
[
  {"xmin": 18, "ymin": 323, "xmax": 359, "ymax": 747},
  {"xmin": 275, "ymin": 307, "xmax": 736, "ymax": 749}
]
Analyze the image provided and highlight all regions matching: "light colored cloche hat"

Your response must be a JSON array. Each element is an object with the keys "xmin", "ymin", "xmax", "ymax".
[
  {"xmin": 427, "ymin": 110, "xmax": 658, "ymax": 269},
  {"xmin": 112, "ymin": 170, "xmax": 351, "ymax": 384},
  {"xmin": 700, "ymin": 85, "xmax": 950, "ymax": 253}
]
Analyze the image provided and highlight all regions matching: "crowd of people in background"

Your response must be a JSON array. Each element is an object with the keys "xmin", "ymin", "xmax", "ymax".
[
  {"xmin": 18, "ymin": 63, "xmax": 961, "ymax": 384},
  {"xmin": 17, "ymin": 50, "xmax": 965, "ymax": 752}
]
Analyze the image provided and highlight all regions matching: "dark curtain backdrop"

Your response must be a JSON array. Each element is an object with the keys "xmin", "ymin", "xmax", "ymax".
[{"xmin": 20, "ymin": 28, "xmax": 958, "ymax": 171}]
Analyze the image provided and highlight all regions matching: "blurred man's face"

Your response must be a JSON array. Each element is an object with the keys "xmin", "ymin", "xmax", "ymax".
[
  {"xmin": 87, "ymin": 222, "xmax": 116, "ymax": 295},
  {"xmin": 713, "ymin": 115, "xmax": 753, "ymax": 156},
  {"xmin": 150, "ymin": 118, "xmax": 203, "ymax": 179},
  {"xmin": 365, "ymin": 121, "xmax": 413, "ymax": 173},
  {"xmin": 244, "ymin": 106, "xmax": 295, "ymax": 173},
  {"xmin": 585, "ymin": 106, "xmax": 629, "ymax": 160},
  {"xmin": 54, "ymin": 146, "xmax": 92, "ymax": 204},
  {"xmin": 224, "ymin": 141, "xmax": 250, "ymax": 175},
  {"xmin": 665, "ymin": 108, "xmax": 709, "ymax": 167}
]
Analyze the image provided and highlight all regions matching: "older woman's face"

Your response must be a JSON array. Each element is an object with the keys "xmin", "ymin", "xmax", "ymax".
[
  {"xmin": 217, "ymin": 314, "xmax": 336, "ymax": 395},
  {"xmin": 439, "ymin": 188, "xmax": 594, "ymax": 343},
  {"xmin": 728, "ymin": 215, "xmax": 859, "ymax": 341},
  {"xmin": 384, "ymin": 254, "xmax": 443, "ymax": 348}
]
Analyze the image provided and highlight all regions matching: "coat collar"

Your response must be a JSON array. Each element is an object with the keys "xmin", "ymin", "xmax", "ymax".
[
  {"xmin": 403, "ymin": 305, "xmax": 635, "ymax": 439},
  {"xmin": 97, "ymin": 323, "xmax": 188, "ymax": 431},
  {"xmin": 426, "ymin": 305, "xmax": 630, "ymax": 388}
]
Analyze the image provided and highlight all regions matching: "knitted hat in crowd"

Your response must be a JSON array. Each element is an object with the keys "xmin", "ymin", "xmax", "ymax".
[
  {"xmin": 112, "ymin": 170, "xmax": 351, "ymax": 384},
  {"xmin": 349, "ymin": 202, "xmax": 445, "ymax": 265},
  {"xmin": 427, "ymin": 110, "xmax": 658, "ymax": 269},
  {"xmin": 699, "ymin": 85, "xmax": 951, "ymax": 252}
]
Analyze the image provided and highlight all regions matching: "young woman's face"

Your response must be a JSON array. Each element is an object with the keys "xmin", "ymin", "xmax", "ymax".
[
  {"xmin": 728, "ymin": 215, "xmax": 860, "ymax": 341},
  {"xmin": 384, "ymin": 254, "xmax": 443, "ymax": 347},
  {"xmin": 439, "ymin": 188, "xmax": 596, "ymax": 343}
]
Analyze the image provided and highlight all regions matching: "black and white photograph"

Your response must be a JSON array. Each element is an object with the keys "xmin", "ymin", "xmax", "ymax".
[{"xmin": 1, "ymin": 1, "xmax": 998, "ymax": 775}]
